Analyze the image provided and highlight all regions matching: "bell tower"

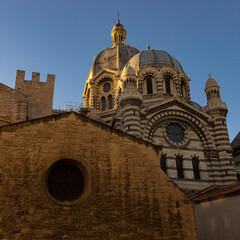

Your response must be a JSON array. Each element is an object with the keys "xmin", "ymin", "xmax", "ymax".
[
  {"xmin": 204, "ymin": 74, "xmax": 236, "ymax": 182},
  {"xmin": 119, "ymin": 65, "xmax": 142, "ymax": 138}
]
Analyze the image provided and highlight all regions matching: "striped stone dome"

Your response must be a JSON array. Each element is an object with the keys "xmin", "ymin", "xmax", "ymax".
[
  {"xmin": 92, "ymin": 45, "xmax": 139, "ymax": 76},
  {"xmin": 127, "ymin": 49, "xmax": 183, "ymax": 72},
  {"xmin": 121, "ymin": 64, "xmax": 136, "ymax": 79},
  {"xmin": 205, "ymin": 74, "xmax": 219, "ymax": 90}
]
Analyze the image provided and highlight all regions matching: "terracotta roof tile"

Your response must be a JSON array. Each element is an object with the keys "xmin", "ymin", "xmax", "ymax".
[{"xmin": 189, "ymin": 182, "xmax": 240, "ymax": 202}]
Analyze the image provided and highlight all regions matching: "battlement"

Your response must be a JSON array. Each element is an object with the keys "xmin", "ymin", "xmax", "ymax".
[
  {"xmin": 14, "ymin": 69, "xmax": 55, "ymax": 120},
  {"xmin": 16, "ymin": 70, "xmax": 55, "ymax": 87}
]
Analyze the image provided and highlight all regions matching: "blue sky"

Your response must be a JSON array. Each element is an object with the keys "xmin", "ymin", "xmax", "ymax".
[{"xmin": 0, "ymin": 0, "xmax": 239, "ymax": 141}]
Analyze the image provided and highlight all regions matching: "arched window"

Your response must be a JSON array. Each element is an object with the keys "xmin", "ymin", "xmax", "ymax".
[
  {"xmin": 101, "ymin": 97, "xmax": 106, "ymax": 111},
  {"xmin": 181, "ymin": 79, "xmax": 186, "ymax": 97},
  {"xmin": 165, "ymin": 76, "xmax": 171, "ymax": 94},
  {"xmin": 93, "ymin": 96, "xmax": 96, "ymax": 108},
  {"xmin": 108, "ymin": 95, "xmax": 113, "ymax": 109},
  {"xmin": 192, "ymin": 157, "xmax": 200, "ymax": 180},
  {"xmin": 237, "ymin": 173, "xmax": 240, "ymax": 181},
  {"xmin": 176, "ymin": 156, "xmax": 184, "ymax": 179},
  {"xmin": 160, "ymin": 154, "xmax": 167, "ymax": 174},
  {"xmin": 146, "ymin": 76, "xmax": 153, "ymax": 94}
]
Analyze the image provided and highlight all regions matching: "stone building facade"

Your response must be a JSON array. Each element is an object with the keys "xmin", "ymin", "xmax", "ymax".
[
  {"xmin": 83, "ymin": 20, "xmax": 237, "ymax": 193},
  {"xmin": 0, "ymin": 112, "xmax": 198, "ymax": 239},
  {"xmin": 0, "ymin": 18, "xmax": 238, "ymax": 239},
  {"xmin": 0, "ymin": 70, "xmax": 55, "ymax": 125}
]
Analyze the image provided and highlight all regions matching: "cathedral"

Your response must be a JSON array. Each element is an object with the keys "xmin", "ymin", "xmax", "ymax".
[
  {"xmin": 82, "ymin": 19, "xmax": 237, "ymax": 193},
  {"xmin": 0, "ymin": 19, "xmax": 238, "ymax": 239}
]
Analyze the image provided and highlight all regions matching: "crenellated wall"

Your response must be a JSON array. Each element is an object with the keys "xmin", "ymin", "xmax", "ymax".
[{"xmin": 15, "ymin": 70, "xmax": 55, "ymax": 120}]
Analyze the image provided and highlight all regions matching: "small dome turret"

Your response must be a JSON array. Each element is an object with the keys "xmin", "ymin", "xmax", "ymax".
[
  {"xmin": 121, "ymin": 64, "xmax": 137, "ymax": 90},
  {"xmin": 111, "ymin": 19, "xmax": 127, "ymax": 47},
  {"xmin": 204, "ymin": 74, "xmax": 228, "ymax": 116},
  {"xmin": 205, "ymin": 74, "xmax": 219, "ymax": 90},
  {"xmin": 205, "ymin": 74, "xmax": 221, "ymax": 102},
  {"xmin": 205, "ymin": 74, "xmax": 221, "ymax": 101},
  {"xmin": 121, "ymin": 64, "xmax": 136, "ymax": 79}
]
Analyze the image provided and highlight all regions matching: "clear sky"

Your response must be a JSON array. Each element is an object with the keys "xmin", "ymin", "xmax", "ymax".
[{"xmin": 0, "ymin": 0, "xmax": 239, "ymax": 141}]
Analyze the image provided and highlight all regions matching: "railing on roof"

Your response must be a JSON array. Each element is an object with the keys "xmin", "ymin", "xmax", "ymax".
[{"xmin": 53, "ymin": 99, "xmax": 89, "ymax": 115}]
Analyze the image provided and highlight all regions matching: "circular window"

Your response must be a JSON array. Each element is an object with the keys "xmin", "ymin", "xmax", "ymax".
[
  {"xmin": 166, "ymin": 123, "xmax": 184, "ymax": 143},
  {"xmin": 164, "ymin": 122, "xmax": 189, "ymax": 147},
  {"xmin": 103, "ymin": 83, "xmax": 111, "ymax": 92},
  {"xmin": 47, "ymin": 160, "xmax": 85, "ymax": 202}
]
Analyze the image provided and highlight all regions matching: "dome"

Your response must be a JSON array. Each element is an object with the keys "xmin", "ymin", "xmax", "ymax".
[
  {"xmin": 111, "ymin": 19, "xmax": 127, "ymax": 47},
  {"xmin": 93, "ymin": 45, "xmax": 139, "ymax": 75},
  {"xmin": 112, "ymin": 21, "xmax": 124, "ymax": 31},
  {"xmin": 127, "ymin": 49, "xmax": 183, "ymax": 72},
  {"xmin": 192, "ymin": 101, "xmax": 204, "ymax": 112},
  {"xmin": 121, "ymin": 64, "xmax": 136, "ymax": 79},
  {"xmin": 205, "ymin": 74, "xmax": 219, "ymax": 90}
]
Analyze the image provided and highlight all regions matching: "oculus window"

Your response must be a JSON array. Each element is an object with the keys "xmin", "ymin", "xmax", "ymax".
[
  {"xmin": 164, "ymin": 122, "xmax": 189, "ymax": 147},
  {"xmin": 166, "ymin": 123, "xmax": 184, "ymax": 143},
  {"xmin": 47, "ymin": 160, "xmax": 85, "ymax": 202},
  {"xmin": 103, "ymin": 83, "xmax": 111, "ymax": 93}
]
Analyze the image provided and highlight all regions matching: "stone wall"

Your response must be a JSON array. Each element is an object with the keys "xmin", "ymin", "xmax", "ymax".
[
  {"xmin": 0, "ymin": 83, "xmax": 27, "ymax": 123},
  {"xmin": 15, "ymin": 70, "xmax": 55, "ymax": 120},
  {"xmin": 0, "ymin": 112, "xmax": 197, "ymax": 239}
]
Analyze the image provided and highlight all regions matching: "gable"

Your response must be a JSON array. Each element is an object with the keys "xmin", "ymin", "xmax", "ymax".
[
  {"xmin": 144, "ymin": 99, "xmax": 210, "ymax": 123},
  {"xmin": 0, "ymin": 112, "xmax": 197, "ymax": 239},
  {"xmin": 141, "ymin": 99, "xmax": 215, "ymax": 151}
]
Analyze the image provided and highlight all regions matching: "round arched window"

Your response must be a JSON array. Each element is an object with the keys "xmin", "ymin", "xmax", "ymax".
[{"xmin": 47, "ymin": 160, "xmax": 85, "ymax": 202}]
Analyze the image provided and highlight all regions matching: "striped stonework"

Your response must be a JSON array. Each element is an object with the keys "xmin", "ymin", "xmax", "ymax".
[{"xmin": 83, "ymin": 36, "xmax": 237, "ymax": 193}]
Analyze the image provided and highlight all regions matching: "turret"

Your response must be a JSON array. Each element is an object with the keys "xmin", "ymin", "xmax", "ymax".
[
  {"xmin": 119, "ymin": 65, "xmax": 142, "ymax": 138},
  {"xmin": 204, "ymin": 74, "xmax": 227, "ymax": 115},
  {"xmin": 111, "ymin": 19, "xmax": 127, "ymax": 47},
  {"xmin": 204, "ymin": 74, "xmax": 236, "ymax": 182},
  {"xmin": 15, "ymin": 70, "xmax": 55, "ymax": 120}
]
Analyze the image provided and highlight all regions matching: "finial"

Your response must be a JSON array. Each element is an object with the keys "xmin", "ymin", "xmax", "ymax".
[
  {"xmin": 209, "ymin": 73, "xmax": 211, "ymax": 78},
  {"xmin": 117, "ymin": 12, "xmax": 120, "ymax": 24},
  {"xmin": 147, "ymin": 45, "xmax": 150, "ymax": 50}
]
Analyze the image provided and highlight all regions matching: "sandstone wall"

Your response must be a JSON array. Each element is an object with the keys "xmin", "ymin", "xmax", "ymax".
[
  {"xmin": 15, "ymin": 70, "xmax": 55, "ymax": 120},
  {"xmin": 0, "ymin": 112, "xmax": 197, "ymax": 239},
  {"xmin": 0, "ymin": 83, "xmax": 27, "ymax": 123}
]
